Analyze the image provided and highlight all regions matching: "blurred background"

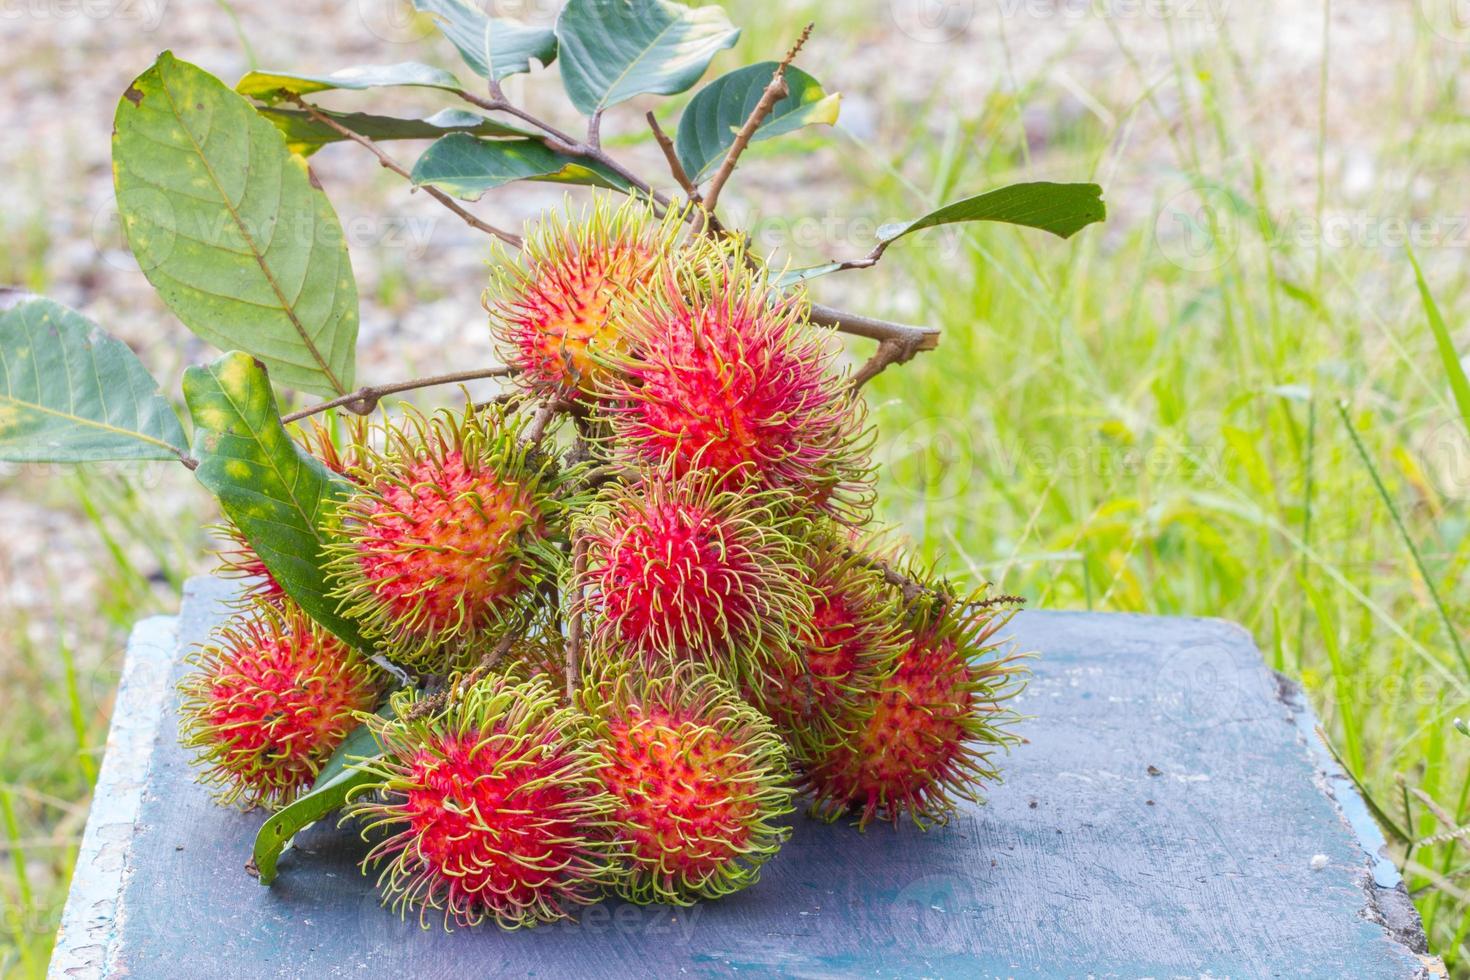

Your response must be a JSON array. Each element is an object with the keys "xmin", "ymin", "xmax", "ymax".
[{"xmin": 5, "ymin": 0, "xmax": 1470, "ymax": 972}]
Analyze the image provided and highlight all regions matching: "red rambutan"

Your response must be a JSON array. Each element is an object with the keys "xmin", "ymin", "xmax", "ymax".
[
  {"xmin": 490, "ymin": 198, "xmax": 688, "ymax": 400},
  {"xmin": 211, "ymin": 520, "xmax": 288, "ymax": 606},
  {"xmin": 178, "ymin": 603, "xmax": 381, "ymax": 809},
  {"xmin": 348, "ymin": 674, "xmax": 619, "ymax": 929},
  {"xmin": 595, "ymin": 257, "xmax": 873, "ymax": 519},
  {"xmin": 749, "ymin": 531, "xmax": 907, "ymax": 759},
  {"xmin": 576, "ymin": 468, "xmax": 813, "ymax": 680},
  {"xmin": 804, "ymin": 590, "xmax": 1027, "ymax": 829},
  {"xmin": 328, "ymin": 406, "xmax": 570, "ymax": 668},
  {"xmin": 580, "ymin": 661, "xmax": 793, "ymax": 904}
]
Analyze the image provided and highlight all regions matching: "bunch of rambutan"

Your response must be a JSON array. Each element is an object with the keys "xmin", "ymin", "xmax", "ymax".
[{"xmin": 176, "ymin": 196, "xmax": 1027, "ymax": 931}]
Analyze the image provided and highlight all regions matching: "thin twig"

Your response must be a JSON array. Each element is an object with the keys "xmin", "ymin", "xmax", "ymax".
[
  {"xmin": 849, "ymin": 337, "xmax": 921, "ymax": 390},
  {"xmin": 281, "ymin": 367, "xmax": 514, "ymax": 424},
  {"xmin": 646, "ymin": 111, "xmax": 698, "ymax": 198},
  {"xmin": 452, "ymin": 89, "xmax": 673, "ymax": 212},
  {"xmin": 565, "ymin": 533, "xmax": 588, "ymax": 702},
  {"xmin": 524, "ymin": 398, "xmax": 567, "ymax": 446},
  {"xmin": 405, "ymin": 628, "xmax": 521, "ymax": 720},
  {"xmin": 290, "ymin": 98, "xmax": 522, "ymax": 247},
  {"xmin": 843, "ymin": 547, "xmax": 951, "ymax": 607},
  {"xmin": 702, "ymin": 24, "xmax": 812, "ymax": 215},
  {"xmin": 807, "ymin": 302, "xmax": 941, "ymax": 376}
]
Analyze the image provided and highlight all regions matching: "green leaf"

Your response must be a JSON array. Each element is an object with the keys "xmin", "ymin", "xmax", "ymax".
[
  {"xmin": 411, "ymin": 0, "xmax": 557, "ymax": 80},
  {"xmin": 184, "ymin": 352, "xmax": 369, "ymax": 651},
  {"xmin": 555, "ymin": 0, "xmax": 740, "ymax": 116},
  {"xmin": 250, "ymin": 764, "xmax": 376, "ymax": 886},
  {"xmin": 114, "ymin": 53, "xmax": 359, "ymax": 398},
  {"xmin": 0, "ymin": 298, "xmax": 187, "ymax": 463},
  {"xmin": 1409, "ymin": 248, "xmax": 1470, "ymax": 443},
  {"xmin": 311, "ymin": 706, "xmax": 392, "ymax": 789},
  {"xmin": 255, "ymin": 106, "xmax": 532, "ymax": 156},
  {"xmin": 411, "ymin": 133, "xmax": 632, "ymax": 199},
  {"xmin": 772, "ymin": 263, "xmax": 846, "ymax": 290},
  {"xmin": 235, "ymin": 62, "xmax": 463, "ymax": 104},
  {"xmin": 876, "ymin": 182, "xmax": 1107, "ymax": 246},
  {"xmin": 674, "ymin": 62, "xmax": 840, "ymax": 182}
]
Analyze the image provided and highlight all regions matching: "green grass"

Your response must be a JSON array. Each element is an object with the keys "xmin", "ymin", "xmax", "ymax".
[{"xmin": 5, "ymin": 0, "xmax": 1470, "ymax": 973}]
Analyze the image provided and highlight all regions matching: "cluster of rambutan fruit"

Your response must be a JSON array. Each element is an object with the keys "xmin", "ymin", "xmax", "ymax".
[{"xmin": 179, "ymin": 198, "xmax": 1027, "ymax": 930}]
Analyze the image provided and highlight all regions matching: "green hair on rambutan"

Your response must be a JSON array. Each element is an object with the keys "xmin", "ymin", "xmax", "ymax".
[
  {"xmin": 326, "ymin": 403, "xmax": 579, "ymax": 670},
  {"xmin": 746, "ymin": 526, "xmax": 909, "ymax": 761},
  {"xmin": 489, "ymin": 195, "xmax": 708, "ymax": 402},
  {"xmin": 579, "ymin": 658, "xmax": 794, "ymax": 905},
  {"xmin": 574, "ymin": 466, "xmax": 815, "ymax": 686},
  {"xmin": 803, "ymin": 583, "xmax": 1028, "ymax": 829},
  {"xmin": 347, "ymin": 672, "xmax": 621, "ymax": 930},
  {"xmin": 592, "ymin": 249, "xmax": 875, "ymax": 521},
  {"xmin": 178, "ymin": 601, "xmax": 383, "ymax": 809}
]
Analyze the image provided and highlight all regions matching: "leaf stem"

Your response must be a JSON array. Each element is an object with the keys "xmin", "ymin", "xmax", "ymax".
[
  {"xmin": 289, "ymin": 98, "xmax": 522, "ymax": 247},
  {"xmin": 280, "ymin": 367, "xmax": 515, "ymax": 424}
]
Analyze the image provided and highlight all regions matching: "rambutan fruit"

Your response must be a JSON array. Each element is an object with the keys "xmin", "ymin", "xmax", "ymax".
[
  {"xmin": 328, "ymin": 406, "xmax": 571, "ymax": 668},
  {"xmin": 348, "ymin": 673, "xmax": 619, "ymax": 929},
  {"xmin": 178, "ymin": 603, "xmax": 382, "ymax": 809},
  {"xmin": 803, "ymin": 590, "xmax": 1027, "ymax": 829},
  {"xmin": 580, "ymin": 660, "xmax": 794, "ymax": 904},
  {"xmin": 575, "ymin": 468, "xmax": 813, "ymax": 681},
  {"xmin": 595, "ymin": 255, "xmax": 873, "ymax": 519},
  {"xmin": 490, "ymin": 197, "xmax": 690, "ymax": 400},
  {"xmin": 211, "ymin": 520, "xmax": 287, "ymax": 606},
  {"xmin": 748, "ymin": 531, "xmax": 908, "ymax": 759}
]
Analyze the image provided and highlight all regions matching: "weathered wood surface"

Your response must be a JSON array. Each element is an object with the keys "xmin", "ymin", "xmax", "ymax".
[{"xmin": 52, "ymin": 576, "xmax": 1442, "ymax": 978}]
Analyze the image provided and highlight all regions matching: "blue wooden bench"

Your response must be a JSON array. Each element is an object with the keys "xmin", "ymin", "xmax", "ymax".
[{"xmin": 49, "ymin": 577, "xmax": 1442, "ymax": 977}]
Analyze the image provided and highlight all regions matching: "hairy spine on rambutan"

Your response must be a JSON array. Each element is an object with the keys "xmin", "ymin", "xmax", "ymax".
[
  {"xmin": 804, "ymin": 588, "xmax": 1028, "ymax": 829},
  {"xmin": 327, "ymin": 405, "xmax": 574, "ymax": 669},
  {"xmin": 489, "ymin": 197, "xmax": 694, "ymax": 400},
  {"xmin": 575, "ymin": 468, "xmax": 814, "ymax": 684},
  {"xmin": 579, "ymin": 659, "xmax": 794, "ymax": 905},
  {"xmin": 178, "ymin": 603, "xmax": 382, "ymax": 809},
  {"xmin": 348, "ymin": 674, "xmax": 620, "ymax": 930},
  {"xmin": 593, "ymin": 253, "xmax": 874, "ymax": 520},
  {"xmin": 748, "ymin": 530, "xmax": 908, "ymax": 760},
  {"xmin": 212, "ymin": 421, "xmax": 362, "ymax": 606}
]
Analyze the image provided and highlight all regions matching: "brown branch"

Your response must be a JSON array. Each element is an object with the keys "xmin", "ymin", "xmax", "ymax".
[
  {"xmin": 452, "ymin": 89, "xmax": 674, "ymax": 213},
  {"xmin": 290, "ymin": 98, "xmax": 522, "ymax": 247},
  {"xmin": 844, "ymin": 547, "xmax": 951, "ymax": 606},
  {"xmin": 645, "ymin": 111, "xmax": 697, "ymax": 198},
  {"xmin": 524, "ymin": 398, "xmax": 567, "ymax": 446},
  {"xmin": 702, "ymin": 24, "xmax": 812, "ymax": 215},
  {"xmin": 808, "ymin": 301, "xmax": 940, "ymax": 357},
  {"xmin": 849, "ymin": 337, "xmax": 921, "ymax": 390},
  {"xmin": 280, "ymin": 367, "xmax": 515, "ymax": 424}
]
